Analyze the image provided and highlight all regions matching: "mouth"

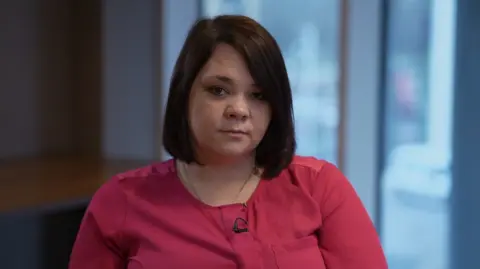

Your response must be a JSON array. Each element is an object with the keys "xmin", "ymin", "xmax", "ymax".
[{"xmin": 220, "ymin": 129, "xmax": 249, "ymax": 135}]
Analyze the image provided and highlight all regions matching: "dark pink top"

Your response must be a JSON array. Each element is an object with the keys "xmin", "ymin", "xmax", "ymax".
[{"xmin": 69, "ymin": 156, "xmax": 388, "ymax": 269}]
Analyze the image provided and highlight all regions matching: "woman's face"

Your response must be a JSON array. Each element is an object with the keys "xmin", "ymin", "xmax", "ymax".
[{"xmin": 188, "ymin": 43, "xmax": 271, "ymax": 163}]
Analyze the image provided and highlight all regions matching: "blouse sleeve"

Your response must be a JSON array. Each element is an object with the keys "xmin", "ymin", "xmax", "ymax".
[
  {"xmin": 69, "ymin": 177, "xmax": 128, "ymax": 269},
  {"xmin": 315, "ymin": 162, "xmax": 388, "ymax": 269}
]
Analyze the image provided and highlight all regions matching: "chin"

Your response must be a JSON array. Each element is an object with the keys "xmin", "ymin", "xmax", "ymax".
[{"xmin": 216, "ymin": 147, "xmax": 250, "ymax": 157}]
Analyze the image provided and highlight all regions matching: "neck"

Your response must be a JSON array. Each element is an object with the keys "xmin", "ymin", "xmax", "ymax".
[{"xmin": 183, "ymin": 156, "xmax": 256, "ymax": 183}]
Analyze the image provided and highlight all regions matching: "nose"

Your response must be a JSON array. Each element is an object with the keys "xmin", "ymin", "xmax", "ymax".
[{"xmin": 224, "ymin": 96, "xmax": 250, "ymax": 120}]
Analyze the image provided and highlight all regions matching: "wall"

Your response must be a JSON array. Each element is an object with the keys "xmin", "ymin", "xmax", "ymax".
[
  {"xmin": 71, "ymin": 0, "xmax": 103, "ymax": 157},
  {"xmin": 0, "ymin": 0, "xmax": 162, "ymax": 161},
  {"xmin": 0, "ymin": 1, "xmax": 75, "ymax": 159},
  {"xmin": 102, "ymin": 0, "xmax": 162, "ymax": 160},
  {"xmin": 0, "ymin": 1, "xmax": 162, "ymax": 268}
]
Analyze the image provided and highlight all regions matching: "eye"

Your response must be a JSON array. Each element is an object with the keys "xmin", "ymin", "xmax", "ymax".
[
  {"xmin": 207, "ymin": 86, "xmax": 227, "ymax": 96},
  {"xmin": 251, "ymin": 92, "xmax": 265, "ymax": 100}
]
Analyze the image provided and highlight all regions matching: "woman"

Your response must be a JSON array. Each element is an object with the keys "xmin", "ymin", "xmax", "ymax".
[{"xmin": 69, "ymin": 15, "xmax": 388, "ymax": 269}]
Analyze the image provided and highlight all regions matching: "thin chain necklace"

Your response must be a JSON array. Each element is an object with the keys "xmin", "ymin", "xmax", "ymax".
[{"xmin": 178, "ymin": 161, "xmax": 256, "ymax": 206}]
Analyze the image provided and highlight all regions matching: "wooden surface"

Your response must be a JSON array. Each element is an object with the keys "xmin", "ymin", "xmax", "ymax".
[{"xmin": 0, "ymin": 157, "xmax": 153, "ymax": 213}]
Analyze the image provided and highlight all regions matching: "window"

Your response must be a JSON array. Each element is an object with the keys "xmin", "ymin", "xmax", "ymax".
[
  {"xmin": 379, "ymin": 1, "xmax": 456, "ymax": 268},
  {"xmin": 201, "ymin": 0, "xmax": 341, "ymax": 163}
]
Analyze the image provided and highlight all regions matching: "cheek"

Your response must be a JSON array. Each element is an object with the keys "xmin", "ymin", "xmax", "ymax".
[
  {"xmin": 252, "ymin": 107, "xmax": 271, "ymax": 138},
  {"xmin": 189, "ymin": 103, "xmax": 219, "ymax": 136}
]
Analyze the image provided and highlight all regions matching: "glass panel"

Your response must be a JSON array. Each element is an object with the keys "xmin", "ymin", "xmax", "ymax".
[
  {"xmin": 380, "ymin": 1, "xmax": 457, "ymax": 269},
  {"xmin": 201, "ymin": 0, "xmax": 341, "ymax": 163}
]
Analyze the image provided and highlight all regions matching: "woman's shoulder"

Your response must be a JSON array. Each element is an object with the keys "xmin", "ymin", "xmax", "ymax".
[
  {"xmin": 289, "ymin": 155, "xmax": 331, "ymax": 171},
  {"xmin": 287, "ymin": 155, "xmax": 341, "ymax": 181},
  {"xmin": 282, "ymin": 155, "xmax": 351, "ymax": 198},
  {"xmin": 89, "ymin": 159, "xmax": 177, "ymax": 207},
  {"xmin": 113, "ymin": 158, "xmax": 176, "ymax": 182}
]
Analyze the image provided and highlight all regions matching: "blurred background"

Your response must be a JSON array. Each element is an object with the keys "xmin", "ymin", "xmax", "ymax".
[{"xmin": 0, "ymin": 0, "xmax": 479, "ymax": 268}]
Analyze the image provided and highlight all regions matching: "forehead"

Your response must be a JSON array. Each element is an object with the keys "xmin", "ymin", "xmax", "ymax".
[{"xmin": 198, "ymin": 44, "xmax": 254, "ymax": 84}]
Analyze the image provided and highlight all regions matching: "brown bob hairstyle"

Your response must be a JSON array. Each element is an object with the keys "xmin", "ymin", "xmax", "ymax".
[{"xmin": 162, "ymin": 15, "xmax": 296, "ymax": 178}]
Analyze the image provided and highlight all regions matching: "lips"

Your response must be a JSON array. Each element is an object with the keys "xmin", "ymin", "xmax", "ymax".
[{"xmin": 220, "ymin": 129, "xmax": 248, "ymax": 135}]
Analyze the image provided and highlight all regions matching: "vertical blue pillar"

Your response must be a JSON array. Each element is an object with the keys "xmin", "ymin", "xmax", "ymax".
[{"xmin": 450, "ymin": 1, "xmax": 480, "ymax": 268}]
